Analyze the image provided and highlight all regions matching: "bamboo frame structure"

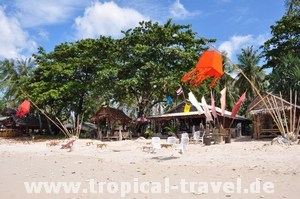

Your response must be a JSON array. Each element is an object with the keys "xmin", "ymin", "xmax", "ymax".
[{"xmin": 202, "ymin": 39, "xmax": 299, "ymax": 141}]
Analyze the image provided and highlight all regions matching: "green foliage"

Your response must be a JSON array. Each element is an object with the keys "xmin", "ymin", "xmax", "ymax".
[
  {"xmin": 235, "ymin": 46, "xmax": 266, "ymax": 98},
  {"xmin": 29, "ymin": 37, "xmax": 117, "ymax": 121},
  {"xmin": 261, "ymin": 4, "xmax": 300, "ymax": 101},
  {"xmin": 261, "ymin": 14, "xmax": 300, "ymax": 70},
  {"xmin": 115, "ymin": 19, "xmax": 214, "ymax": 117},
  {"xmin": 144, "ymin": 129, "xmax": 155, "ymax": 137},
  {"xmin": 0, "ymin": 58, "xmax": 36, "ymax": 107},
  {"xmin": 268, "ymin": 53, "xmax": 300, "ymax": 102}
]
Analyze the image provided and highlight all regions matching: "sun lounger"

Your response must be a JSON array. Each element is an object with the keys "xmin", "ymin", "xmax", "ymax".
[
  {"xmin": 97, "ymin": 143, "xmax": 107, "ymax": 149},
  {"xmin": 86, "ymin": 141, "xmax": 94, "ymax": 146},
  {"xmin": 61, "ymin": 140, "xmax": 75, "ymax": 149}
]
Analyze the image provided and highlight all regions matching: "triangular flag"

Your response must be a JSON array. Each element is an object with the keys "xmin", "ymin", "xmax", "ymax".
[
  {"xmin": 184, "ymin": 103, "xmax": 191, "ymax": 113},
  {"xmin": 188, "ymin": 91, "xmax": 204, "ymax": 115},
  {"xmin": 16, "ymin": 100, "xmax": 30, "ymax": 117},
  {"xmin": 201, "ymin": 96, "xmax": 213, "ymax": 121},
  {"xmin": 230, "ymin": 92, "xmax": 246, "ymax": 118},
  {"xmin": 210, "ymin": 90, "xmax": 217, "ymax": 119},
  {"xmin": 220, "ymin": 87, "xmax": 226, "ymax": 116}
]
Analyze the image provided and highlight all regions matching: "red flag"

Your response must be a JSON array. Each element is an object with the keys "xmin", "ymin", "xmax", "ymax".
[
  {"xmin": 220, "ymin": 87, "xmax": 226, "ymax": 116},
  {"xmin": 210, "ymin": 90, "xmax": 217, "ymax": 119},
  {"xmin": 16, "ymin": 100, "xmax": 30, "ymax": 117},
  {"xmin": 230, "ymin": 92, "xmax": 246, "ymax": 118}
]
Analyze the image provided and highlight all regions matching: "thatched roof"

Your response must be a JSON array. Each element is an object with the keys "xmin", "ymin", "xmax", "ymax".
[
  {"xmin": 90, "ymin": 107, "xmax": 131, "ymax": 124},
  {"xmin": 248, "ymin": 92, "xmax": 300, "ymax": 115}
]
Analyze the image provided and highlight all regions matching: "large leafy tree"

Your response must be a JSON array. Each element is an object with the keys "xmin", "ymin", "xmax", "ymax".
[
  {"xmin": 29, "ymin": 37, "xmax": 117, "ymax": 121},
  {"xmin": 261, "ymin": 1, "xmax": 299, "ymax": 100},
  {"xmin": 115, "ymin": 19, "xmax": 214, "ymax": 118},
  {"xmin": 262, "ymin": 5, "xmax": 299, "ymax": 70}
]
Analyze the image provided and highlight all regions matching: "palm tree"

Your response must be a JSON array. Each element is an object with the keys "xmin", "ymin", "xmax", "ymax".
[
  {"xmin": 234, "ymin": 46, "xmax": 266, "ymax": 99},
  {"xmin": 0, "ymin": 57, "xmax": 36, "ymax": 105}
]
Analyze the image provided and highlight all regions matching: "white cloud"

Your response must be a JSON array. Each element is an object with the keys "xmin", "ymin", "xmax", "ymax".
[
  {"xmin": 169, "ymin": 0, "xmax": 199, "ymax": 19},
  {"xmin": 218, "ymin": 34, "xmax": 269, "ymax": 60},
  {"xmin": 74, "ymin": 1, "xmax": 149, "ymax": 39},
  {"xmin": 13, "ymin": 0, "xmax": 88, "ymax": 28},
  {"xmin": 0, "ymin": 7, "xmax": 37, "ymax": 59}
]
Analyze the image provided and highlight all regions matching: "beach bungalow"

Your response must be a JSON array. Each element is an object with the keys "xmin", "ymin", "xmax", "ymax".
[
  {"xmin": 90, "ymin": 106, "xmax": 132, "ymax": 141},
  {"xmin": 248, "ymin": 92, "xmax": 300, "ymax": 139}
]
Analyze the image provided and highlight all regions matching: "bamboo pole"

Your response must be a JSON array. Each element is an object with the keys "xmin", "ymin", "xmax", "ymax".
[
  {"xmin": 28, "ymin": 99, "xmax": 71, "ymax": 138},
  {"xmin": 293, "ymin": 91, "xmax": 297, "ymax": 133},
  {"xmin": 272, "ymin": 96, "xmax": 286, "ymax": 135},
  {"xmin": 280, "ymin": 92, "xmax": 289, "ymax": 133},
  {"xmin": 290, "ymin": 90, "xmax": 293, "ymax": 133},
  {"xmin": 267, "ymin": 97, "xmax": 284, "ymax": 134},
  {"xmin": 55, "ymin": 117, "xmax": 73, "ymax": 138}
]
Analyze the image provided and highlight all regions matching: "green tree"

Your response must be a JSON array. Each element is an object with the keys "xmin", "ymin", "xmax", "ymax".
[
  {"xmin": 0, "ymin": 57, "xmax": 36, "ymax": 106},
  {"xmin": 115, "ymin": 19, "xmax": 214, "ymax": 118},
  {"xmin": 285, "ymin": 0, "xmax": 300, "ymax": 16},
  {"xmin": 268, "ymin": 53, "xmax": 300, "ymax": 102},
  {"xmin": 234, "ymin": 46, "xmax": 266, "ymax": 99},
  {"xmin": 29, "ymin": 37, "xmax": 117, "ymax": 122},
  {"xmin": 261, "ymin": 1, "xmax": 299, "ymax": 100},
  {"xmin": 261, "ymin": 13, "xmax": 300, "ymax": 70}
]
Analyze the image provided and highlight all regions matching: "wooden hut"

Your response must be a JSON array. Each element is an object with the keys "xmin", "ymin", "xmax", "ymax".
[
  {"xmin": 248, "ymin": 92, "xmax": 300, "ymax": 139},
  {"xmin": 90, "ymin": 107, "xmax": 132, "ymax": 140}
]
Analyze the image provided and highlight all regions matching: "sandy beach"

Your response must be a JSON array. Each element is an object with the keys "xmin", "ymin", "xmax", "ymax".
[{"xmin": 0, "ymin": 136, "xmax": 299, "ymax": 199}]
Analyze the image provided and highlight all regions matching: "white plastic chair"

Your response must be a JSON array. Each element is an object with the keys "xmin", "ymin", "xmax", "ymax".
[
  {"xmin": 193, "ymin": 131, "xmax": 201, "ymax": 143},
  {"xmin": 174, "ymin": 137, "xmax": 189, "ymax": 154},
  {"xmin": 167, "ymin": 136, "xmax": 177, "ymax": 147},
  {"xmin": 181, "ymin": 133, "xmax": 189, "ymax": 139},
  {"xmin": 151, "ymin": 137, "xmax": 161, "ymax": 152}
]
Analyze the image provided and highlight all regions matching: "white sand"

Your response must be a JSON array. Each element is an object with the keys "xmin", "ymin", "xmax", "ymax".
[{"xmin": 0, "ymin": 136, "xmax": 299, "ymax": 199}]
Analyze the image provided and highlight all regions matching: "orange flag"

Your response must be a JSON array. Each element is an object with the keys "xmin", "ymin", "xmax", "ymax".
[
  {"xmin": 16, "ymin": 100, "xmax": 30, "ymax": 117},
  {"xmin": 230, "ymin": 92, "xmax": 246, "ymax": 118},
  {"xmin": 220, "ymin": 87, "xmax": 226, "ymax": 116}
]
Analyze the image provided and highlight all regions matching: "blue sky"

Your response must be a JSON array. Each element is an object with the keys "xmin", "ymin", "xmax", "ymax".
[{"xmin": 0, "ymin": 0, "xmax": 285, "ymax": 63}]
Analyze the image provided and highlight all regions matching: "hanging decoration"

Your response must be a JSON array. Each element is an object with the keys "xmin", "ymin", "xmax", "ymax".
[{"xmin": 181, "ymin": 50, "xmax": 223, "ymax": 87}]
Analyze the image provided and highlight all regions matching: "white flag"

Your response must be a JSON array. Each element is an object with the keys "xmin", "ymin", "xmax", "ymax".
[
  {"xmin": 201, "ymin": 96, "xmax": 213, "ymax": 121},
  {"xmin": 188, "ymin": 91, "xmax": 204, "ymax": 115},
  {"xmin": 220, "ymin": 87, "xmax": 227, "ymax": 116}
]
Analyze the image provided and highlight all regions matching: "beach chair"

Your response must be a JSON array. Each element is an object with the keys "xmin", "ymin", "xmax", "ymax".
[
  {"xmin": 61, "ymin": 140, "xmax": 75, "ymax": 149},
  {"xmin": 150, "ymin": 137, "xmax": 161, "ymax": 153},
  {"xmin": 193, "ymin": 131, "xmax": 202, "ymax": 144},
  {"xmin": 181, "ymin": 133, "xmax": 189, "ymax": 139},
  {"xmin": 174, "ymin": 137, "xmax": 189, "ymax": 154},
  {"xmin": 167, "ymin": 136, "xmax": 177, "ymax": 147}
]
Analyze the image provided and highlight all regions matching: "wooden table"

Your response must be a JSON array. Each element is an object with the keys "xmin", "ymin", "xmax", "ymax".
[{"xmin": 160, "ymin": 143, "xmax": 173, "ymax": 148}]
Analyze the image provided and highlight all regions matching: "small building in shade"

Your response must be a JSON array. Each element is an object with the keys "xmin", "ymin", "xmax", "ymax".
[
  {"xmin": 247, "ymin": 92, "xmax": 300, "ymax": 139},
  {"xmin": 148, "ymin": 100, "xmax": 251, "ymax": 138},
  {"xmin": 90, "ymin": 106, "xmax": 132, "ymax": 140}
]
